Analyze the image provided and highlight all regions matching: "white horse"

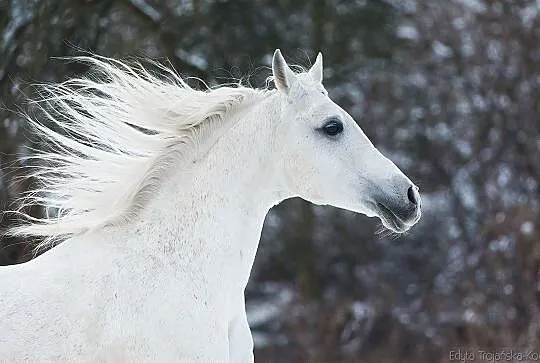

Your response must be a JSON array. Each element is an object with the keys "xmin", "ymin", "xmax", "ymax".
[{"xmin": 1, "ymin": 50, "xmax": 421, "ymax": 362}]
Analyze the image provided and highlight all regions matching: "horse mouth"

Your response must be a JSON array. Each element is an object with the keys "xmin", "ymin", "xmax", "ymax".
[{"xmin": 376, "ymin": 202, "xmax": 410, "ymax": 233}]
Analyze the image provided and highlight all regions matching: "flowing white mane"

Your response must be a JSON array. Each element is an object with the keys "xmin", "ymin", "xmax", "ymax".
[
  {"xmin": 1, "ymin": 50, "xmax": 422, "ymax": 363},
  {"xmin": 10, "ymin": 56, "xmax": 269, "ymax": 248}
]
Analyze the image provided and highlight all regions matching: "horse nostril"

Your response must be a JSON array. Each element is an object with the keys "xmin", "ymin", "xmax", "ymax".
[{"xmin": 407, "ymin": 186, "xmax": 418, "ymax": 205}]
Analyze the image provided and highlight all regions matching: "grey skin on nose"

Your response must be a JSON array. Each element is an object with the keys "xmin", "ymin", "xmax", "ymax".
[
  {"xmin": 395, "ymin": 184, "xmax": 421, "ymax": 221},
  {"xmin": 375, "ymin": 183, "xmax": 421, "ymax": 232}
]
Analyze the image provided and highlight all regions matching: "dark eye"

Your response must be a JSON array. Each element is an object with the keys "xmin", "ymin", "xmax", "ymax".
[{"xmin": 320, "ymin": 118, "xmax": 344, "ymax": 136}]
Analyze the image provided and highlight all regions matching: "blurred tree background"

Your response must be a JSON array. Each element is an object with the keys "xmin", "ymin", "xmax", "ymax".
[{"xmin": 1, "ymin": 0, "xmax": 539, "ymax": 362}]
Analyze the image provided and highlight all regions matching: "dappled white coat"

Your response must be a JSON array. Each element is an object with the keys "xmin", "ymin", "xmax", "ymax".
[{"xmin": 0, "ymin": 50, "xmax": 420, "ymax": 362}]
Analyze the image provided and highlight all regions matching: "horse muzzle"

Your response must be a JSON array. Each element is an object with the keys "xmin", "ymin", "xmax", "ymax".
[{"xmin": 373, "ymin": 185, "xmax": 421, "ymax": 233}]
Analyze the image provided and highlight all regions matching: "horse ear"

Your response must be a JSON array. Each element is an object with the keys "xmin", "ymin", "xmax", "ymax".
[
  {"xmin": 309, "ymin": 52, "xmax": 323, "ymax": 83},
  {"xmin": 272, "ymin": 49, "xmax": 295, "ymax": 94}
]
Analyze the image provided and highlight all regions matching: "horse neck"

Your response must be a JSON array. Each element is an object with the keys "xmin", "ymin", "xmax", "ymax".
[{"xmin": 128, "ymin": 92, "xmax": 288, "ymax": 286}]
